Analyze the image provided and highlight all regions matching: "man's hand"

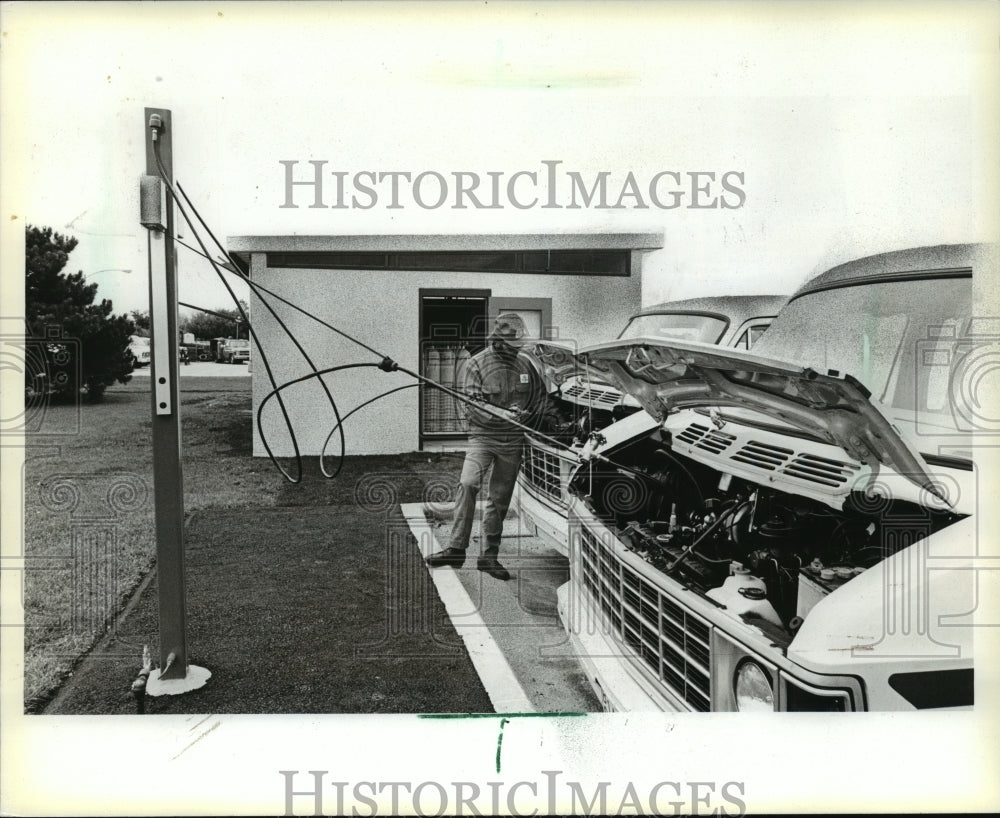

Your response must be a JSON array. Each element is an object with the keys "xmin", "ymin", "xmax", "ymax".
[{"xmin": 503, "ymin": 405, "xmax": 530, "ymax": 424}]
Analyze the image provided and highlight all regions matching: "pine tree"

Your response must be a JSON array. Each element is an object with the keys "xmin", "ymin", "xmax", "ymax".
[{"xmin": 25, "ymin": 225, "xmax": 134, "ymax": 402}]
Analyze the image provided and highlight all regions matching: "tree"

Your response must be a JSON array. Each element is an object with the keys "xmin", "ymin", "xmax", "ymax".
[
  {"xmin": 25, "ymin": 225, "xmax": 134, "ymax": 403},
  {"xmin": 179, "ymin": 300, "xmax": 247, "ymax": 341},
  {"xmin": 129, "ymin": 309, "xmax": 151, "ymax": 336}
]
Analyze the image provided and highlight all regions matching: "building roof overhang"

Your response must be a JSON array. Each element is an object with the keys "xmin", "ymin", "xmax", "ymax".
[{"xmin": 226, "ymin": 231, "xmax": 664, "ymax": 269}]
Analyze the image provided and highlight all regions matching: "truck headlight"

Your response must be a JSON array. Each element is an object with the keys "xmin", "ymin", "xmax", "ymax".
[{"xmin": 734, "ymin": 659, "xmax": 774, "ymax": 712}]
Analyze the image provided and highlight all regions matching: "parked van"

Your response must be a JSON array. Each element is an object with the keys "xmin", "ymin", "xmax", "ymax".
[{"xmin": 557, "ymin": 244, "xmax": 992, "ymax": 711}]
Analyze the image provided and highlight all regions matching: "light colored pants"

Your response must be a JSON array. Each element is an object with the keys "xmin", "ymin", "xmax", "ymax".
[{"xmin": 449, "ymin": 436, "xmax": 523, "ymax": 553}]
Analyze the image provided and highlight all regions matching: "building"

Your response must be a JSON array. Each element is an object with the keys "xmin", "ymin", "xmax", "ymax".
[{"xmin": 227, "ymin": 232, "xmax": 663, "ymax": 456}]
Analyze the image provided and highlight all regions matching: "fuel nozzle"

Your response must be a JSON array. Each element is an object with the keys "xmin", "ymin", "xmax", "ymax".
[{"xmin": 578, "ymin": 433, "xmax": 604, "ymax": 463}]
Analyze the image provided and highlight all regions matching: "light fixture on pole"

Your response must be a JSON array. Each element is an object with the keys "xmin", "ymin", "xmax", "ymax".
[{"xmin": 83, "ymin": 267, "xmax": 133, "ymax": 278}]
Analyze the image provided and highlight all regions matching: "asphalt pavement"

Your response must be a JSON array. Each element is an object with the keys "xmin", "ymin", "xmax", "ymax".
[
  {"xmin": 115, "ymin": 361, "xmax": 250, "ymax": 392},
  {"xmin": 130, "ymin": 360, "xmax": 251, "ymax": 377}
]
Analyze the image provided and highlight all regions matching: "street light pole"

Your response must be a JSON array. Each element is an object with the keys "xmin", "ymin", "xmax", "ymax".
[{"xmin": 140, "ymin": 106, "xmax": 209, "ymax": 696}]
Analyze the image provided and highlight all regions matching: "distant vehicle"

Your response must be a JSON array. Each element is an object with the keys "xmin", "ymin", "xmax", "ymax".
[
  {"xmin": 128, "ymin": 335, "xmax": 151, "ymax": 368},
  {"xmin": 183, "ymin": 340, "xmax": 212, "ymax": 361},
  {"xmin": 217, "ymin": 338, "xmax": 250, "ymax": 364}
]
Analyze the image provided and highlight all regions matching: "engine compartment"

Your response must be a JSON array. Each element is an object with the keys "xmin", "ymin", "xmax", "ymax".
[
  {"xmin": 533, "ymin": 387, "xmax": 640, "ymax": 446},
  {"xmin": 569, "ymin": 425, "xmax": 965, "ymax": 643},
  {"xmin": 533, "ymin": 399, "xmax": 618, "ymax": 446}
]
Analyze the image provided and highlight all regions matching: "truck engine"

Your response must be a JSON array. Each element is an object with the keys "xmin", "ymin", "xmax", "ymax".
[
  {"xmin": 568, "ymin": 425, "xmax": 966, "ymax": 645},
  {"xmin": 532, "ymin": 384, "xmax": 638, "ymax": 446}
]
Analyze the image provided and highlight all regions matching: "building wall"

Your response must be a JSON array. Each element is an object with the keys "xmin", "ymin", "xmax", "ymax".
[{"xmin": 250, "ymin": 254, "xmax": 646, "ymax": 456}]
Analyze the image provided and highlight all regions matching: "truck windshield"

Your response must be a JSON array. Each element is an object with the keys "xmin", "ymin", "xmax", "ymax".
[
  {"xmin": 618, "ymin": 313, "xmax": 727, "ymax": 343},
  {"xmin": 752, "ymin": 274, "xmax": 973, "ymax": 436}
]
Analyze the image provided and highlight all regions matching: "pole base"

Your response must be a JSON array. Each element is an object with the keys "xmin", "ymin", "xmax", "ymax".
[{"xmin": 145, "ymin": 664, "xmax": 211, "ymax": 696}]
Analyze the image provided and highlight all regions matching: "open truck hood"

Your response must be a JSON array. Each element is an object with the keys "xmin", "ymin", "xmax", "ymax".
[
  {"xmin": 574, "ymin": 336, "xmax": 947, "ymax": 504},
  {"xmin": 525, "ymin": 339, "xmax": 638, "ymax": 409},
  {"xmin": 524, "ymin": 339, "xmax": 583, "ymax": 391}
]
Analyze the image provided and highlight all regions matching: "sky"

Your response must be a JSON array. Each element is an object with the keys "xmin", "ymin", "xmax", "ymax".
[{"xmin": 3, "ymin": 1, "xmax": 997, "ymax": 321}]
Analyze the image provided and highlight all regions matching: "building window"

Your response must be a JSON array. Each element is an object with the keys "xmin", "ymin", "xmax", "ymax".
[{"xmin": 267, "ymin": 249, "xmax": 630, "ymax": 276}]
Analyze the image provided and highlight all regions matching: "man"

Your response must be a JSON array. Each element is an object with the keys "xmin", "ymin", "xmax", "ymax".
[{"xmin": 425, "ymin": 313, "xmax": 548, "ymax": 581}]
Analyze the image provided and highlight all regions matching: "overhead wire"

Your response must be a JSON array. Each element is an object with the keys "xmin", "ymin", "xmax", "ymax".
[
  {"xmin": 172, "ymin": 182, "xmax": 594, "ymax": 476},
  {"xmin": 158, "ymin": 148, "xmax": 662, "ymax": 489},
  {"xmin": 152, "ymin": 140, "xmax": 303, "ymax": 482},
  {"xmin": 254, "ymin": 353, "xmax": 669, "ymax": 489},
  {"xmin": 172, "ymin": 184, "xmax": 397, "ymax": 478},
  {"xmin": 173, "ymin": 187, "xmax": 353, "ymax": 479},
  {"xmin": 174, "ymin": 182, "xmax": 387, "ymax": 360},
  {"xmin": 320, "ymin": 384, "xmax": 419, "ymax": 462}
]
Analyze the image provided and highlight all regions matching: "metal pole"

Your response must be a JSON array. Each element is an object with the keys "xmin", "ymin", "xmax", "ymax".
[{"xmin": 143, "ymin": 107, "xmax": 187, "ymax": 680}]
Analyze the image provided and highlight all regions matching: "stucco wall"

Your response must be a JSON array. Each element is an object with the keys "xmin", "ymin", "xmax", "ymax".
[{"xmin": 250, "ymin": 254, "xmax": 646, "ymax": 456}]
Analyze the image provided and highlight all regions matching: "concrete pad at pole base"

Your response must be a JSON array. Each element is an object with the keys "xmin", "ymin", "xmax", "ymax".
[{"xmin": 145, "ymin": 665, "xmax": 212, "ymax": 696}]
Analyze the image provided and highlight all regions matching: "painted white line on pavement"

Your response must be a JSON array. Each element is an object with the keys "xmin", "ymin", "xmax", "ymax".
[{"xmin": 400, "ymin": 503, "xmax": 534, "ymax": 714}]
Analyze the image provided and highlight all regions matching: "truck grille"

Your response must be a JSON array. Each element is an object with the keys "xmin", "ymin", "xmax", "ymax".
[
  {"xmin": 522, "ymin": 440, "xmax": 573, "ymax": 509},
  {"xmin": 579, "ymin": 524, "xmax": 712, "ymax": 711}
]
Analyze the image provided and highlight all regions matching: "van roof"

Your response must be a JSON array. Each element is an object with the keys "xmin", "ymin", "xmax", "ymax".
[
  {"xmin": 792, "ymin": 243, "xmax": 992, "ymax": 302},
  {"xmin": 630, "ymin": 294, "xmax": 788, "ymax": 324}
]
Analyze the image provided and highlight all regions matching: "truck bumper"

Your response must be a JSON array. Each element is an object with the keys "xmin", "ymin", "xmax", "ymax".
[{"xmin": 513, "ymin": 480, "xmax": 570, "ymax": 557}]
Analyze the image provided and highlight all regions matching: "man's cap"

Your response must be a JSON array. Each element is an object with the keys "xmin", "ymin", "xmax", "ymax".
[{"xmin": 490, "ymin": 313, "xmax": 530, "ymax": 347}]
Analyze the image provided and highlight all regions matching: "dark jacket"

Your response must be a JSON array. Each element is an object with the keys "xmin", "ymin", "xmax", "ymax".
[{"xmin": 459, "ymin": 345, "xmax": 548, "ymax": 443}]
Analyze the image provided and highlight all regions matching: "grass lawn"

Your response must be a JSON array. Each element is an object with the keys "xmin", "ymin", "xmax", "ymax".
[
  {"xmin": 22, "ymin": 382, "xmax": 280, "ymax": 711},
  {"xmin": 24, "ymin": 378, "xmax": 476, "ymax": 714}
]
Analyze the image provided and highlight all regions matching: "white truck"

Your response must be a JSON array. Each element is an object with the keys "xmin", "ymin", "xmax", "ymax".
[
  {"xmin": 127, "ymin": 335, "xmax": 151, "ymax": 368},
  {"xmin": 550, "ymin": 243, "xmax": 992, "ymax": 711},
  {"xmin": 217, "ymin": 338, "xmax": 250, "ymax": 364}
]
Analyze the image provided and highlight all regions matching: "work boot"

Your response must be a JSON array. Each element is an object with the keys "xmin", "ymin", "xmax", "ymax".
[
  {"xmin": 425, "ymin": 547, "xmax": 467, "ymax": 568},
  {"xmin": 477, "ymin": 549, "xmax": 510, "ymax": 581}
]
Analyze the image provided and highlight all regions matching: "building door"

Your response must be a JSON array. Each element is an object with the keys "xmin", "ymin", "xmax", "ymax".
[
  {"xmin": 487, "ymin": 297, "xmax": 554, "ymax": 341},
  {"xmin": 418, "ymin": 289, "xmax": 490, "ymax": 445}
]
